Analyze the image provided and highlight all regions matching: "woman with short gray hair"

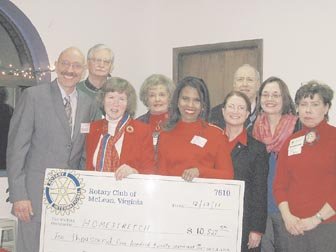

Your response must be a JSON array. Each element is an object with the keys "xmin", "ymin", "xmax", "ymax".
[{"xmin": 137, "ymin": 74, "xmax": 175, "ymax": 147}]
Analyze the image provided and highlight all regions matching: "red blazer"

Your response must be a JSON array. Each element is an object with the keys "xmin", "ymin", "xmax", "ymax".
[
  {"xmin": 86, "ymin": 119, "xmax": 155, "ymax": 174},
  {"xmin": 157, "ymin": 120, "xmax": 234, "ymax": 179}
]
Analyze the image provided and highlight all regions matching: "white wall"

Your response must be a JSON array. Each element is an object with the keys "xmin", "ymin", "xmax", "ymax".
[{"xmin": 10, "ymin": 0, "xmax": 336, "ymax": 125}]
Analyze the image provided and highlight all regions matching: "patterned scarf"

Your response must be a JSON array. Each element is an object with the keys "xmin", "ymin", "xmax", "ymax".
[
  {"xmin": 252, "ymin": 113, "xmax": 297, "ymax": 153},
  {"xmin": 96, "ymin": 113, "xmax": 131, "ymax": 172}
]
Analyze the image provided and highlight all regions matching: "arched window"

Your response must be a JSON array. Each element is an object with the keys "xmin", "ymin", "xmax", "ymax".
[{"xmin": 0, "ymin": 0, "xmax": 50, "ymax": 172}]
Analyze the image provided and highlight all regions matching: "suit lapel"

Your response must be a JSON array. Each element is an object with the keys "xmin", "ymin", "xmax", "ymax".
[{"xmin": 50, "ymin": 80, "xmax": 71, "ymax": 137}]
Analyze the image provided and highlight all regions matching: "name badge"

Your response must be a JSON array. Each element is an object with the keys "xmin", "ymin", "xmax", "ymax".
[
  {"xmin": 80, "ymin": 123, "xmax": 90, "ymax": 133},
  {"xmin": 289, "ymin": 136, "xmax": 305, "ymax": 148},
  {"xmin": 191, "ymin": 135, "xmax": 207, "ymax": 148},
  {"xmin": 288, "ymin": 145, "xmax": 302, "ymax": 156}
]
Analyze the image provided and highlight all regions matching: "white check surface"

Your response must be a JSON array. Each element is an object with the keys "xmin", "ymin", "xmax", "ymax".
[{"xmin": 40, "ymin": 169, "xmax": 244, "ymax": 252}]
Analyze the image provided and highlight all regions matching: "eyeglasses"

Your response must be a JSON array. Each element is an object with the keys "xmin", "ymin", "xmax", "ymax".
[
  {"xmin": 59, "ymin": 60, "xmax": 83, "ymax": 70},
  {"xmin": 89, "ymin": 58, "xmax": 112, "ymax": 65},
  {"xmin": 261, "ymin": 93, "xmax": 282, "ymax": 99}
]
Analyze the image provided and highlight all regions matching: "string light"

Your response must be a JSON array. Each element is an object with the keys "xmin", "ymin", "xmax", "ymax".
[{"xmin": 0, "ymin": 65, "xmax": 54, "ymax": 81}]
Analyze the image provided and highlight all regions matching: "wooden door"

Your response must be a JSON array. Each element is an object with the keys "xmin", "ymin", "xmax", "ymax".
[{"xmin": 173, "ymin": 39, "xmax": 263, "ymax": 108}]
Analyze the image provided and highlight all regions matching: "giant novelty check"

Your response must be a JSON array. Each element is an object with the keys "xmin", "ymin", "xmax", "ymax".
[{"xmin": 40, "ymin": 169, "xmax": 245, "ymax": 252}]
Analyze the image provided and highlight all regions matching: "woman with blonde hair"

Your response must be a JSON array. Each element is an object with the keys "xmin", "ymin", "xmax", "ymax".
[{"xmin": 137, "ymin": 74, "xmax": 175, "ymax": 148}]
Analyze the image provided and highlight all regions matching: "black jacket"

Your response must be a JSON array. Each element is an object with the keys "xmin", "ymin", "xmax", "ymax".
[
  {"xmin": 231, "ymin": 134, "xmax": 269, "ymax": 252},
  {"xmin": 136, "ymin": 111, "xmax": 151, "ymax": 124}
]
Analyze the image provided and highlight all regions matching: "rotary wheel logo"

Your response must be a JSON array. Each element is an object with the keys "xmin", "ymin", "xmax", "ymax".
[{"xmin": 44, "ymin": 170, "xmax": 85, "ymax": 215}]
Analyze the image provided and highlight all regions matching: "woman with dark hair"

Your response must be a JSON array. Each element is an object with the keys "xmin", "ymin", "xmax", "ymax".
[
  {"xmin": 252, "ymin": 77, "xmax": 300, "ymax": 252},
  {"xmin": 157, "ymin": 76, "xmax": 233, "ymax": 181},
  {"xmin": 274, "ymin": 81, "xmax": 336, "ymax": 252},
  {"xmin": 222, "ymin": 91, "xmax": 268, "ymax": 252},
  {"xmin": 85, "ymin": 77, "xmax": 155, "ymax": 179}
]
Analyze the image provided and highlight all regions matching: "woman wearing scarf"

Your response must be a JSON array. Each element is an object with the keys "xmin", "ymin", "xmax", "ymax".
[
  {"xmin": 222, "ymin": 91, "xmax": 268, "ymax": 252},
  {"xmin": 85, "ymin": 77, "xmax": 155, "ymax": 179},
  {"xmin": 252, "ymin": 77, "xmax": 300, "ymax": 252},
  {"xmin": 274, "ymin": 81, "xmax": 336, "ymax": 252}
]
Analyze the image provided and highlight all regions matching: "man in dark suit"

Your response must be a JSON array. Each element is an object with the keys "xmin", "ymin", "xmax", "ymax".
[
  {"xmin": 6, "ymin": 47, "xmax": 97, "ymax": 252},
  {"xmin": 209, "ymin": 64, "xmax": 260, "ymax": 132}
]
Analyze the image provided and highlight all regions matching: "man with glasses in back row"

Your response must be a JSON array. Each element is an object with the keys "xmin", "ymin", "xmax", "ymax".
[
  {"xmin": 77, "ymin": 44, "xmax": 114, "ymax": 118},
  {"xmin": 7, "ymin": 47, "xmax": 98, "ymax": 252}
]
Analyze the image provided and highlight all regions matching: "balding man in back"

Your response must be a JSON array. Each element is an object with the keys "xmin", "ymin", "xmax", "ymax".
[{"xmin": 209, "ymin": 64, "xmax": 261, "ymax": 131}]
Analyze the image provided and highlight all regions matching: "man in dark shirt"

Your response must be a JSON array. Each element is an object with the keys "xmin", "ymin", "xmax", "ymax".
[{"xmin": 77, "ymin": 44, "xmax": 114, "ymax": 118}]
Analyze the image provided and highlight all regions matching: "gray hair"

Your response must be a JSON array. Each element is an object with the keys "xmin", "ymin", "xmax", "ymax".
[
  {"xmin": 87, "ymin": 44, "xmax": 114, "ymax": 65},
  {"xmin": 139, "ymin": 74, "xmax": 175, "ymax": 107},
  {"xmin": 234, "ymin": 64, "xmax": 260, "ymax": 82}
]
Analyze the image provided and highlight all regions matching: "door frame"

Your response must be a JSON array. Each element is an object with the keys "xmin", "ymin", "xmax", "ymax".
[{"xmin": 173, "ymin": 39, "xmax": 263, "ymax": 84}]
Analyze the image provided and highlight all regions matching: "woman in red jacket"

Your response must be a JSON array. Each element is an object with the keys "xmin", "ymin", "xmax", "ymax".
[
  {"xmin": 85, "ymin": 77, "xmax": 155, "ymax": 179},
  {"xmin": 136, "ymin": 74, "xmax": 175, "ymax": 149},
  {"xmin": 274, "ymin": 81, "xmax": 336, "ymax": 252},
  {"xmin": 157, "ymin": 76, "xmax": 233, "ymax": 181}
]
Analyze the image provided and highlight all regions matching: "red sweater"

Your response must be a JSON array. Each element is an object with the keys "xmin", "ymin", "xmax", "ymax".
[
  {"xmin": 148, "ymin": 112, "xmax": 168, "ymax": 133},
  {"xmin": 274, "ymin": 121, "xmax": 336, "ymax": 223},
  {"xmin": 157, "ymin": 120, "xmax": 233, "ymax": 179},
  {"xmin": 85, "ymin": 119, "xmax": 155, "ymax": 174}
]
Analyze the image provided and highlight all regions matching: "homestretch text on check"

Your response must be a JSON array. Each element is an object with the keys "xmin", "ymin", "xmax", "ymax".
[{"xmin": 40, "ymin": 169, "xmax": 245, "ymax": 252}]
